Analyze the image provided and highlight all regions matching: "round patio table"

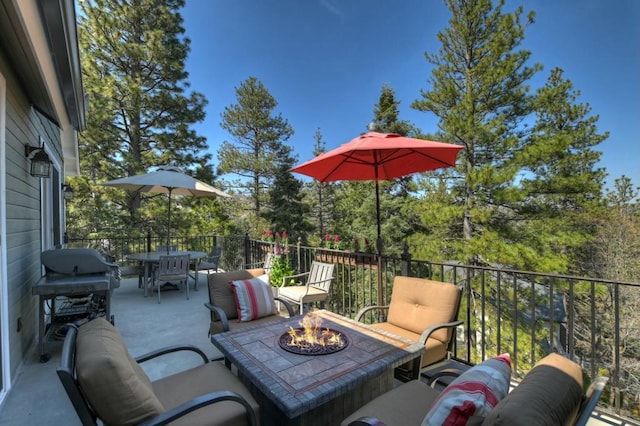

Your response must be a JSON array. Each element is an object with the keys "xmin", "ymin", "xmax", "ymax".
[{"xmin": 126, "ymin": 251, "xmax": 206, "ymax": 297}]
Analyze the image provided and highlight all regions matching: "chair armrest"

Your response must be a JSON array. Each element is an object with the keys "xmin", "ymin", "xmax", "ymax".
[
  {"xmin": 274, "ymin": 296, "xmax": 296, "ymax": 317},
  {"xmin": 204, "ymin": 303, "xmax": 231, "ymax": 332},
  {"xmin": 347, "ymin": 416, "xmax": 388, "ymax": 426},
  {"xmin": 426, "ymin": 369, "xmax": 465, "ymax": 388},
  {"xmin": 138, "ymin": 390, "xmax": 258, "ymax": 426},
  {"xmin": 575, "ymin": 376, "xmax": 609, "ymax": 426},
  {"xmin": 135, "ymin": 345, "xmax": 209, "ymax": 364},
  {"xmin": 280, "ymin": 271, "xmax": 310, "ymax": 287},
  {"xmin": 354, "ymin": 305, "xmax": 390, "ymax": 322},
  {"xmin": 418, "ymin": 320, "xmax": 463, "ymax": 346}
]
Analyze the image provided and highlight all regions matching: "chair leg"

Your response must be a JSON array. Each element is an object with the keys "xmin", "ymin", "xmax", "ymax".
[
  {"xmin": 157, "ymin": 279, "xmax": 161, "ymax": 304},
  {"xmin": 185, "ymin": 279, "xmax": 189, "ymax": 300},
  {"xmin": 194, "ymin": 265, "xmax": 199, "ymax": 291}
]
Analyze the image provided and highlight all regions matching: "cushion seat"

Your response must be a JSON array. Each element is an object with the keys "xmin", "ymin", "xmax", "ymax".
[
  {"xmin": 369, "ymin": 322, "xmax": 448, "ymax": 368},
  {"xmin": 152, "ymin": 361, "xmax": 260, "ymax": 426},
  {"xmin": 278, "ymin": 285, "xmax": 329, "ymax": 304}
]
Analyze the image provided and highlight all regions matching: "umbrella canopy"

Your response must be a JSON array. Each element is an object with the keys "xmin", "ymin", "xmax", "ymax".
[
  {"xmin": 291, "ymin": 131, "xmax": 463, "ymax": 243},
  {"xmin": 101, "ymin": 166, "xmax": 230, "ymax": 250},
  {"xmin": 292, "ymin": 131, "xmax": 462, "ymax": 182},
  {"xmin": 291, "ymin": 131, "xmax": 463, "ymax": 305}
]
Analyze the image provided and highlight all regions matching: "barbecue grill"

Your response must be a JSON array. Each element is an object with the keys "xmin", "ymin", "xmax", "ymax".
[{"xmin": 33, "ymin": 248, "xmax": 120, "ymax": 362}]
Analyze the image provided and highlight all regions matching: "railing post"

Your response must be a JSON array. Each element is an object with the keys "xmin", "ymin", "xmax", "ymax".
[
  {"xmin": 244, "ymin": 233, "xmax": 251, "ymax": 267},
  {"xmin": 146, "ymin": 231, "xmax": 152, "ymax": 252},
  {"xmin": 401, "ymin": 243, "xmax": 411, "ymax": 276},
  {"xmin": 296, "ymin": 237, "xmax": 302, "ymax": 272}
]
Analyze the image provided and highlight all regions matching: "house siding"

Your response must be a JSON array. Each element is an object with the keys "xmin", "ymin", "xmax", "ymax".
[{"xmin": 0, "ymin": 48, "xmax": 61, "ymax": 379}]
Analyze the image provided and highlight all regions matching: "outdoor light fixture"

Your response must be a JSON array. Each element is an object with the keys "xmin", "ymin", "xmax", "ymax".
[
  {"xmin": 24, "ymin": 144, "xmax": 52, "ymax": 178},
  {"xmin": 62, "ymin": 184, "xmax": 74, "ymax": 200}
]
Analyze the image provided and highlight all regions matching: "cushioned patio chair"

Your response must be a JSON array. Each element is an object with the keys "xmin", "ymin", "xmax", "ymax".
[
  {"xmin": 57, "ymin": 317, "xmax": 259, "ymax": 426},
  {"xmin": 342, "ymin": 353, "xmax": 608, "ymax": 426},
  {"xmin": 278, "ymin": 261, "xmax": 335, "ymax": 314},
  {"xmin": 205, "ymin": 268, "xmax": 295, "ymax": 336},
  {"xmin": 355, "ymin": 276, "xmax": 462, "ymax": 381}
]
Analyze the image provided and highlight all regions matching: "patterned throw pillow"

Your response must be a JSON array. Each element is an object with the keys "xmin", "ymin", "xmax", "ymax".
[
  {"xmin": 230, "ymin": 277, "xmax": 277, "ymax": 322},
  {"xmin": 422, "ymin": 354, "xmax": 512, "ymax": 426}
]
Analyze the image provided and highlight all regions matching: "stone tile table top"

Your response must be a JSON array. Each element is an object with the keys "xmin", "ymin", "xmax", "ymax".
[{"xmin": 210, "ymin": 309, "xmax": 424, "ymax": 425}]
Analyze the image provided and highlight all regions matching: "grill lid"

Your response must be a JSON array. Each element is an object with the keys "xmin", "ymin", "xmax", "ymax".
[{"xmin": 41, "ymin": 248, "xmax": 116, "ymax": 275}]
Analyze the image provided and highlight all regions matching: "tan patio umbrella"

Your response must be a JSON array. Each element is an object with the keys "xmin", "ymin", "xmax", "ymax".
[
  {"xmin": 100, "ymin": 166, "xmax": 231, "ymax": 252},
  {"xmin": 291, "ymin": 131, "xmax": 463, "ymax": 305}
]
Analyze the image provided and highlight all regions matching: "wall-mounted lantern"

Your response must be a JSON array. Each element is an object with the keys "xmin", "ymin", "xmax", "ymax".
[
  {"xmin": 62, "ymin": 184, "xmax": 74, "ymax": 200},
  {"xmin": 24, "ymin": 144, "xmax": 52, "ymax": 178}
]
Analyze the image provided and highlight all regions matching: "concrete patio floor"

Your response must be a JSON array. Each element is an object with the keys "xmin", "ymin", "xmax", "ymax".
[{"xmin": 0, "ymin": 274, "xmax": 631, "ymax": 425}]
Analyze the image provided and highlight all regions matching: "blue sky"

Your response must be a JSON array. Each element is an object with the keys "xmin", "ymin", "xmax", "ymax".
[{"xmin": 180, "ymin": 1, "xmax": 639, "ymax": 191}]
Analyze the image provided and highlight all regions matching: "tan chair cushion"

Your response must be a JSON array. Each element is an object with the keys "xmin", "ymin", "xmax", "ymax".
[
  {"xmin": 371, "ymin": 322, "xmax": 447, "ymax": 368},
  {"xmin": 482, "ymin": 353, "xmax": 583, "ymax": 426},
  {"xmin": 152, "ymin": 361, "xmax": 260, "ymax": 426},
  {"xmin": 278, "ymin": 285, "xmax": 329, "ymax": 303},
  {"xmin": 76, "ymin": 318, "xmax": 164, "ymax": 425},
  {"xmin": 340, "ymin": 380, "xmax": 439, "ymax": 426},
  {"xmin": 387, "ymin": 277, "xmax": 459, "ymax": 344},
  {"xmin": 208, "ymin": 269, "xmax": 266, "ymax": 320}
]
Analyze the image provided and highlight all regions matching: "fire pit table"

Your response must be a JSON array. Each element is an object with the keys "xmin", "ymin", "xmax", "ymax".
[{"xmin": 210, "ymin": 309, "xmax": 424, "ymax": 426}]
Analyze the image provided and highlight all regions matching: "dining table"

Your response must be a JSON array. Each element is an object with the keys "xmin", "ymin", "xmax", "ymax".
[{"xmin": 125, "ymin": 250, "xmax": 206, "ymax": 297}]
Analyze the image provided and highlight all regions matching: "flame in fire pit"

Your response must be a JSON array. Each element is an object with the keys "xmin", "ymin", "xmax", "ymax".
[{"xmin": 279, "ymin": 311, "xmax": 348, "ymax": 355}]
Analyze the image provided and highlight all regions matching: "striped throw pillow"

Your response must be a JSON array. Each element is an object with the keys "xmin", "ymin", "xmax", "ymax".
[
  {"xmin": 422, "ymin": 354, "xmax": 512, "ymax": 426},
  {"xmin": 230, "ymin": 277, "xmax": 277, "ymax": 322}
]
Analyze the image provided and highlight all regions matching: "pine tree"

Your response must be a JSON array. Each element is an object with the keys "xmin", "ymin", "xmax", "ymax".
[
  {"xmin": 305, "ymin": 129, "xmax": 338, "ymax": 245},
  {"xmin": 412, "ymin": 0, "xmax": 541, "ymax": 266},
  {"xmin": 518, "ymin": 67, "xmax": 608, "ymax": 271},
  {"xmin": 218, "ymin": 77, "xmax": 294, "ymax": 219},
  {"xmin": 262, "ymin": 145, "xmax": 312, "ymax": 242},
  {"xmin": 73, "ymin": 0, "xmax": 211, "ymax": 237}
]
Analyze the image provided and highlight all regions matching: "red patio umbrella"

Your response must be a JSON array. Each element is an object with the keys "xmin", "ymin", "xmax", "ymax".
[{"xmin": 291, "ymin": 131, "xmax": 463, "ymax": 304}]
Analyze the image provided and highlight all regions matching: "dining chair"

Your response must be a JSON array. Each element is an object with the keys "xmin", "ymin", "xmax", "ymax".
[
  {"xmin": 155, "ymin": 254, "xmax": 190, "ymax": 303},
  {"xmin": 195, "ymin": 246, "xmax": 223, "ymax": 278}
]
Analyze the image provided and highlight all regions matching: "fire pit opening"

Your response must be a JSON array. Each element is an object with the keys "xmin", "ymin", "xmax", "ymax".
[{"xmin": 278, "ymin": 311, "xmax": 349, "ymax": 355}]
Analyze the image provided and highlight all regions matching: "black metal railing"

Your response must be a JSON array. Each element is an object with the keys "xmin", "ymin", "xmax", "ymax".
[{"xmin": 67, "ymin": 233, "xmax": 640, "ymax": 417}]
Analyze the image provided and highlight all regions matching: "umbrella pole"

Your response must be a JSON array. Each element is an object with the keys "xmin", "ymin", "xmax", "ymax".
[
  {"xmin": 375, "ymin": 176, "xmax": 384, "ymax": 307},
  {"xmin": 166, "ymin": 188, "xmax": 172, "ymax": 253}
]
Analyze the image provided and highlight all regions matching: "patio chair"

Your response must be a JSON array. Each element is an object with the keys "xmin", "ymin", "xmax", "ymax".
[
  {"xmin": 243, "ymin": 252, "xmax": 275, "ymax": 272},
  {"xmin": 354, "ymin": 276, "xmax": 462, "ymax": 381},
  {"xmin": 57, "ymin": 317, "xmax": 259, "ymax": 426},
  {"xmin": 342, "ymin": 353, "xmax": 608, "ymax": 426},
  {"xmin": 278, "ymin": 261, "xmax": 335, "ymax": 314},
  {"xmin": 155, "ymin": 254, "xmax": 190, "ymax": 303},
  {"xmin": 196, "ymin": 246, "xmax": 223, "ymax": 276}
]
